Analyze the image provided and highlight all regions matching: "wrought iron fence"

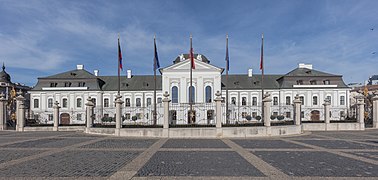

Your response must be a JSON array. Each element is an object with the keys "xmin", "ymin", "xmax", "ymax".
[{"xmin": 169, "ymin": 103, "xmax": 216, "ymax": 126}]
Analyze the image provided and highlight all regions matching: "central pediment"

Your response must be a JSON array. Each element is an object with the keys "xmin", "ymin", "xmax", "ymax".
[{"xmin": 160, "ymin": 55, "xmax": 224, "ymax": 73}]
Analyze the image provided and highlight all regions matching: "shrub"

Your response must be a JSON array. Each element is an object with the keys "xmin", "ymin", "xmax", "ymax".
[
  {"xmin": 245, "ymin": 115, "xmax": 252, "ymax": 121},
  {"xmin": 131, "ymin": 116, "xmax": 138, "ymax": 121},
  {"xmin": 270, "ymin": 115, "xmax": 277, "ymax": 120},
  {"xmin": 277, "ymin": 115, "xmax": 285, "ymax": 120},
  {"xmin": 255, "ymin": 116, "xmax": 262, "ymax": 120}
]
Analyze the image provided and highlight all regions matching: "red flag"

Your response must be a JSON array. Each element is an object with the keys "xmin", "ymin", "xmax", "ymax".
[
  {"xmin": 190, "ymin": 36, "xmax": 195, "ymax": 69},
  {"xmin": 118, "ymin": 37, "xmax": 123, "ymax": 70},
  {"xmin": 260, "ymin": 34, "xmax": 263, "ymax": 70}
]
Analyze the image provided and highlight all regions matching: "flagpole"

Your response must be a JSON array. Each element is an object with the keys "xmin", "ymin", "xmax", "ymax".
[
  {"xmin": 225, "ymin": 34, "xmax": 229, "ymax": 124},
  {"xmin": 189, "ymin": 34, "xmax": 193, "ymax": 124},
  {"xmin": 153, "ymin": 34, "xmax": 157, "ymax": 125},
  {"xmin": 261, "ymin": 33, "xmax": 264, "ymax": 122},
  {"xmin": 118, "ymin": 33, "xmax": 121, "ymax": 96}
]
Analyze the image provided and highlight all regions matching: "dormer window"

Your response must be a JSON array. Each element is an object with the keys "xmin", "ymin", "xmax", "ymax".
[
  {"xmin": 78, "ymin": 82, "xmax": 86, "ymax": 87},
  {"xmin": 64, "ymin": 82, "xmax": 71, "ymax": 87},
  {"xmin": 323, "ymin": 80, "xmax": 330, "ymax": 85},
  {"xmin": 296, "ymin": 80, "xmax": 303, "ymax": 85},
  {"xmin": 50, "ymin": 82, "xmax": 57, "ymax": 87},
  {"xmin": 310, "ymin": 80, "xmax": 317, "ymax": 85}
]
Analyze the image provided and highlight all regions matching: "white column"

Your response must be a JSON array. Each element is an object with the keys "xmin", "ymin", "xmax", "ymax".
[
  {"xmin": 16, "ymin": 95, "xmax": 25, "ymax": 132},
  {"xmin": 356, "ymin": 95, "xmax": 365, "ymax": 130},
  {"xmin": 85, "ymin": 97, "xmax": 95, "ymax": 131},
  {"xmin": 162, "ymin": 92, "xmax": 170, "ymax": 129},
  {"xmin": 263, "ymin": 93, "xmax": 272, "ymax": 127},
  {"xmin": 372, "ymin": 93, "xmax": 378, "ymax": 128},
  {"xmin": 323, "ymin": 99, "xmax": 331, "ymax": 124},
  {"xmin": 114, "ymin": 95, "xmax": 124, "ymax": 136},
  {"xmin": 214, "ymin": 91, "xmax": 222, "ymax": 128},
  {"xmin": 293, "ymin": 94, "xmax": 301, "ymax": 126},
  {"xmin": 53, "ymin": 101, "xmax": 60, "ymax": 131},
  {"xmin": 0, "ymin": 93, "xmax": 7, "ymax": 130}
]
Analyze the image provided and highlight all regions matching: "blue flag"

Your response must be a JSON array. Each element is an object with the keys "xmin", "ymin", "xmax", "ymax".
[{"xmin": 154, "ymin": 37, "xmax": 160, "ymax": 70}]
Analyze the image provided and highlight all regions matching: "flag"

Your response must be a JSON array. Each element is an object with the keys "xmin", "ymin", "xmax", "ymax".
[
  {"xmin": 190, "ymin": 36, "xmax": 195, "ymax": 69},
  {"xmin": 118, "ymin": 37, "xmax": 123, "ymax": 70},
  {"xmin": 154, "ymin": 37, "xmax": 160, "ymax": 70},
  {"xmin": 225, "ymin": 35, "xmax": 229, "ymax": 71},
  {"xmin": 260, "ymin": 33, "xmax": 264, "ymax": 70}
]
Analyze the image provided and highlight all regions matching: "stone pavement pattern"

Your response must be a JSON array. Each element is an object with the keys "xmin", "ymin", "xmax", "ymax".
[{"xmin": 0, "ymin": 130, "xmax": 376, "ymax": 179}]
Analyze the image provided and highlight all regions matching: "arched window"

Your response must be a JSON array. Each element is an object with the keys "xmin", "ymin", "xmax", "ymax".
[
  {"xmin": 48, "ymin": 98, "xmax": 53, "ymax": 108},
  {"xmin": 252, "ymin": 97, "xmax": 257, "ymax": 106},
  {"xmin": 299, "ymin": 96, "xmax": 304, "ymax": 105},
  {"xmin": 242, "ymin": 97, "xmax": 247, "ymax": 106},
  {"xmin": 62, "ymin": 98, "xmax": 68, "ymax": 108},
  {"xmin": 147, "ymin": 98, "xmax": 152, "ymax": 106},
  {"xmin": 104, "ymin": 98, "xmax": 109, "ymax": 107},
  {"xmin": 205, "ymin": 86, "xmax": 212, "ymax": 103},
  {"xmin": 172, "ymin": 86, "xmax": 178, "ymax": 103},
  {"xmin": 188, "ymin": 86, "xmax": 195, "ymax": 103},
  {"xmin": 273, "ymin": 97, "xmax": 278, "ymax": 105},
  {"xmin": 340, "ymin": 96, "xmax": 345, "ymax": 105},
  {"xmin": 76, "ymin": 98, "xmax": 82, "ymax": 108}
]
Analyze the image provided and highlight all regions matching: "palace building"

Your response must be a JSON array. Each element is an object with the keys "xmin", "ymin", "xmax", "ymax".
[{"xmin": 29, "ymin": 54, "xmax": 350, "ymax": 125}]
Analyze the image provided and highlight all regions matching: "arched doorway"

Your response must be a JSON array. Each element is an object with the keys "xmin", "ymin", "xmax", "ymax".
[
  {"xmin": 311, "ymin": 110, "xmax": 320, "ymax": 121},
  {"xmin": 60, "ymin": 113, "xmax": 70, "ymax": 125}
]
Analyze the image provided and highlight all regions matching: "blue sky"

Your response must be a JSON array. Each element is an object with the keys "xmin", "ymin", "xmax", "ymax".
[{"xmin": 0, "ymin": 0, "xmax": 377, "ymax": 86}]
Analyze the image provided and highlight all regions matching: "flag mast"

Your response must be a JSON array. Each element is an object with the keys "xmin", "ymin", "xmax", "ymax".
[
  {"xmin": 189, "ymin": 34, "xmax": 194, "ymax": 124},
  {"xmin": 117, "ymin": 33, "xmax": 122, "ymax": 96},
  {"xmin": 260, "ymin": 33, "xmax": 264, "ymax": 121},
  {"xmin": 153, "ymin": 34, "xmax": 158, "ymax": 125},
  {"xmin": 225, "ymin": 34, "xmax": 229, "ymax": 124}
]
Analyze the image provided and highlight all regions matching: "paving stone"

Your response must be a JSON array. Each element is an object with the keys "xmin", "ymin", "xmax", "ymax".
[
  {"xmin": 294, "ymin": 139, "xmax": 377, "ymax": 149},
  {"xmin": 0, "ymin": 150, "xmax": 140, "ymax": 177},
  {"xmin": 0, "ymin": 150, "xmax": 45, "ymax": 163},
  {"xmin": 2, "ymin": 138, "xmax": 91, "ymax": 148},
  {"xmin": 317, "ymin": 133, "xmax": 374, "ymax": 140},
  {"xmin": 136, "ymin": 151, "xmax": 265, "ymax": 177},
  {"xmin": 162, "ymin": 139, "xmax": 230, "ymax": 148},
  {"xmin": 0, "ymin": 138, "xmax": 32, "ymax": 145},
  {"xmin": 80, "ymin": 139, "xmax": 157, "ymax": 149},
  {"xmin": 253, "ymin": 151, "xmax": 378, "ymax": 177},
  {"xmin": 347, "ymin": 151, "xmax": 378, "ymax": 161},
  {"xmin": 232, "ymin": 139, "xmax": 309, "ymax": 149}
]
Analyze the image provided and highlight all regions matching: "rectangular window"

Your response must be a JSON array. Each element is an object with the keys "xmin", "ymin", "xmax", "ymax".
[
  {"xmin": 78, "ymin": 82, "xmax": 86, "ymax": 87},
  {"xmin": 273, "ymin": 112, "xmax": 278, "ymax": 116},
  {"xmin": 125, "ymin": 113, "xmax": 131, "ymax": 120},
  {"xmin": 64, "ymin": 82, "xmax": 71, "ymax": 87},
  {"xmin": 297, "ymin": 80, "xmax": 303, "ymax": 85},
  {"xmin": 231, "ymin": 97, "xmax": 236, "ymax": 105},
  {"xmin": 147, "ymin": 98, "xmax": 152, "ymax": 106},
  {"xmin": 50, "ymin": 83, "xmax": 57, "ymax": 87},
  {"xmin": 48, "ymin": 114, "xmax": 53, "ymax": 121},
  {"xmin": 242, "ymin": 97, "xmax": 247, "ymax": 106},
  {"xmin": 313, "ymin": 96, "xmax": 318, "ymax": 105},
  {"xmin": 242, "ymin": 112, "xmax": 247, "ymax": 118},
  {"xmin": 136, "ymin": 98, "xmax": 141, "ymax": 107},
  {"xmin": 76, "ymin": 98, "xmax": 82, "ymax": 108},
  {"xmin": 310, "ymin": 80, "xmax": 317, "ymax": 85},
  {"xmin": 104, "ymin": 98, "xmax": 109, "ymax": 108},
  {"xmin": 33, "ymin": 99, "xmax": 39, "ymax": 108},
  {"xmin": 285, "ymin": 96, "xmax": 291, "ymax": 105},
  {"xmin": 286, "ymin": 112, "xmax": 291, "ymax": 118},
  {"xmin": 48, "ymin": 99, "xmax": 53, "ymax": 108},
  {"xmin": 252, "ymin": 97, "xmax": 257, "ymax": 106},
  {"xmin": 157, "ymin": 98, "xmax": 162, "ymax": 104},
  {"xmin": 62, "ymin": 98, "xmax": 68, "ymax": 108},
  {"xmin": 125, "ymin": 98, "xmax": 130, "ymax": 107},
  {"xmin": 299, "ymin": 96, "xmax": 304, "ymax": 105},
  {"xmin": 77, "ymin": 114, "xmax": 82, "ymax": 121},
  {"xmin": 252, "ymin": 112, "xmax": 257, "ymax": 118},
  {"xmin": 323, "ymin": 80, "xmax": 330, "ymax": 85},
  {"xmin": 326, "ymin": 96, "xmax": 332, "ymax": 104},
  {"xmin": 340, "ymin": 96, "xmax": 345, "ymax": 105},
  {"xmin": 273, "ymin": 97, "xmax": 278, "ymax": 105}
]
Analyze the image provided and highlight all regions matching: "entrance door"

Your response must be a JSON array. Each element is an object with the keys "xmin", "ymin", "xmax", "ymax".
[
  {"xmin": 311, "ymin": 110, "xmax": 320, "ymax": 121},
  {"xmin": 60, "ymin": 113, "xmax": 70, "ymax": 125}
]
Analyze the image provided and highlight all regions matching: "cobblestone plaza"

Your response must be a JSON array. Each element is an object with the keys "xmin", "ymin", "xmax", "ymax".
[{"xmin": 0, "ymin": 130, "xmax": 377, "ymax": 179}]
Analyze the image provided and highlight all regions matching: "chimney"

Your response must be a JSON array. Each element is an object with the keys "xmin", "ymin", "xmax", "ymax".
[
  {"xmin": 248, "ymin": 69, "xmax": 253, "ymax": 77},
  {"xmin": 76, "ymin": 64, "xmax": 84, "ymax": 70},
  {"xmin": 298, "ymin": 63, "xmax": 312, "ymax": 69},
  {"xmin": 127, "ymin": 70, "xmax": 132, "ymax": 78},
  {"xmin": 94, "ymin": 70, "xmax": 99, "ymax": 76}
]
